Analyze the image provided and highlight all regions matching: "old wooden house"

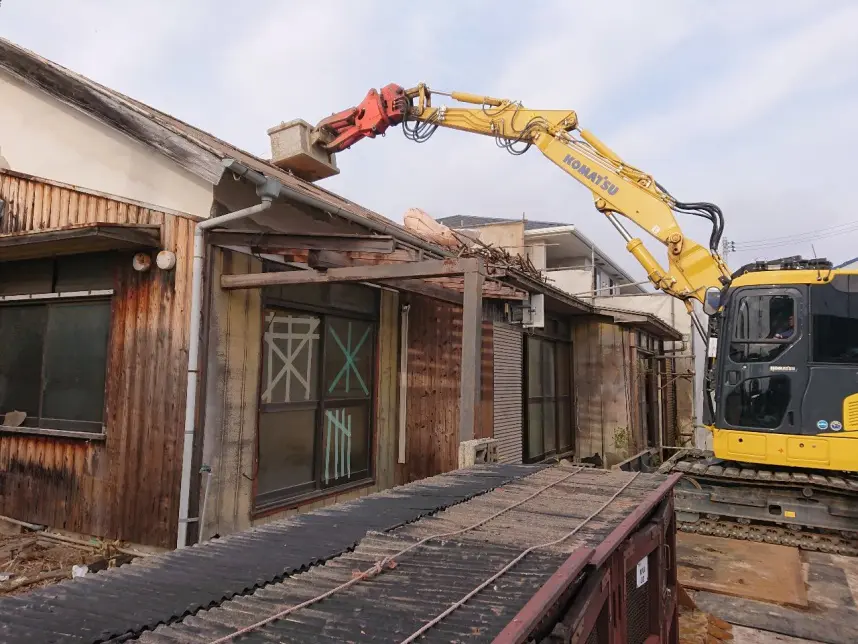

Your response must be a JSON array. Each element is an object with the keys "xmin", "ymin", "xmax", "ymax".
[{"xmin": 0, "ymin": 38, "xmax": 683, "ymax": 549}]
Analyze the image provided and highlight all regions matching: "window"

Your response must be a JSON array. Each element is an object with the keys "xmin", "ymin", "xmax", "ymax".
[
  {"xmin": 729, "ymin": 293, "xmax": 796, "ymax": 363},
  {"xmin": 0, "ymin": 253, "xmax": 116, "ymax": 434},
  {"xmin": 525, "ymin": 335, "xmax": 573, "ymax": 462},
  {"xmin": 256, "ymin": 285, "xmax": 377, "ymax": 510},
  {"xmin": 812, "ymin": 275, "xmax": 858, "ymax": 363},
  {"xmin": 724, "ymin": 375, "xmax": 791, "ymax": 429}
]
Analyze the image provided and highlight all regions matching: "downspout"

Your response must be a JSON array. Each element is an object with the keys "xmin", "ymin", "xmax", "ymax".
[
  {"xmin": 176, "ymin": 170, "xmax": 279, "ymax": 549},
  {"xmin": 398, "ymin": 303, "xmax": 411, "ymax": 464}
]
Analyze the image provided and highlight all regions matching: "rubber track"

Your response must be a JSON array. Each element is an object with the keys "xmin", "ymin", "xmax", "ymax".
[
  {"xmin": 678, "ymin": 518, "xmax": 858, "ymax": 556},
  {"xmin": 659, "ymin": 449, "xmax": 858, "ymax": 495}
]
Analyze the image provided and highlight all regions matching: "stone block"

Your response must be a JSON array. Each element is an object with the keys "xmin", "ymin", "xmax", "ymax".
[{"xmin": 267, "ymin": 119, "xmax": 339, "ymax": 182}]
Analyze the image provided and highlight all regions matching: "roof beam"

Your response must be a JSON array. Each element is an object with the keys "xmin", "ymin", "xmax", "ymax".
[
  {"xmin": 221, "ymin": 257, "xmax": 483, "ymax": 290},
  {"xmin": 208, "ymin": 231, "xmax": 396, "ymax": 254}
]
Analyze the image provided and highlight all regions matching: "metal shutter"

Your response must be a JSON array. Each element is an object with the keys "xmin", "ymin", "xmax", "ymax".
[{"xmin": 493, "ymin": 322, "xmax": 523, "ymax": 464}]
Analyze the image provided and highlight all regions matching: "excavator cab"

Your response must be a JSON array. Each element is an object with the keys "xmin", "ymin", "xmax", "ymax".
[{"xmin": 704, "ymin": 258, "xmax": 858, "ymax": 471}]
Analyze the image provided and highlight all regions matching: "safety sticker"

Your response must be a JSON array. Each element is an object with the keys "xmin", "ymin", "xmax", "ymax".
[
  {"xmin": 817, "ymin": 420, "xmax": 829, "ymax": 430},
  {"xmin": 831, "ymin": 421, "xmax": 843, "ymax": 431}
]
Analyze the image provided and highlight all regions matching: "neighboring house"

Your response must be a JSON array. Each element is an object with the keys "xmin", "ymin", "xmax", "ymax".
[
  {"xmin": 437, "ymin": 216, "xmax": 648, "ymax": 298},
  {"xmin": 441, "ymin": 215, "xmax": 702, "ymax": 448},
  {"xmin": 835, "ymin": 257, "xmax": 858, "ymax": 269},
  {"xmin": 0, "ymin": 37, "xmax": 682, "ymax": 551}
]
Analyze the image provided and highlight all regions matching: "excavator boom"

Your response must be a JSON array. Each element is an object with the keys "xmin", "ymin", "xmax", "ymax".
[{"xmin": 312, "ymin": 83, "xmax": 732, "ymax": 306}]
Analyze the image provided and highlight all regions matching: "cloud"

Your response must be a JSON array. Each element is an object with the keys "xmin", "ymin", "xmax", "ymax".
[{"xmin": 2, "ymin": 0, "xmax": 857, "ymax": 276}]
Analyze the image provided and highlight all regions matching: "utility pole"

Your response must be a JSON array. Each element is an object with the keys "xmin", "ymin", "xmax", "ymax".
[{"xmin": 721, "ymin": 238, "xmax": 735, "ymax": 264}]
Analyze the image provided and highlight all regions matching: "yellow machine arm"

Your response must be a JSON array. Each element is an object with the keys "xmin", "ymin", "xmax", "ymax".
[{"xmin": 314, "ymin": 83, "xmax": 733, "ymax": 304}]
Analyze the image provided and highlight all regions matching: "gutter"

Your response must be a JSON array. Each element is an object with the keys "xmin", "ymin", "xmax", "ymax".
[
  {"xmin": 176, "ymin": 165, "xmax": 280, "ymax": 549},
  {"xmin": 222, "ymin": 159, "xmax": 456, "ymax": 260}
]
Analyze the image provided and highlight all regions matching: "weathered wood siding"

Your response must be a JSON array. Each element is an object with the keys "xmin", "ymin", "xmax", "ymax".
[
  {"xmin": 0, "ymin": 170, "xmax": 194, "ymax": 548},
  {"xmin": 198, "ymin": 252, "xmax": 400, "ymax": 538},
  {"xmin": 397, "ymin": 294, "xmax": 493, "ymax": 484},
  {"xmin": 572, "ymin": 320, "xmax": 636, "ymax": 467}
]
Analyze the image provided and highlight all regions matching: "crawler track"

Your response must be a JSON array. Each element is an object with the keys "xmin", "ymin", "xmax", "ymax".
[{"xmin": 660, "ymin": 449, "xmax": 858, "ymax": 552}]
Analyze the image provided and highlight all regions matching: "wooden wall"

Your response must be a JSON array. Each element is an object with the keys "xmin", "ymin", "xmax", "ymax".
[
  {"xmin": 572, "ymin": 320, "xmax": 636, "ymax": 467},
  {"xmin": 198, "ymin": 252, "xmax": 400, "ymax": 538},
  {"xmin": 397, "ymin": 294, "xmax": 493, "ymax": 485},
  {"xmin": 0, "ymin": 169, "xmax": 194, "ymax": 548}
]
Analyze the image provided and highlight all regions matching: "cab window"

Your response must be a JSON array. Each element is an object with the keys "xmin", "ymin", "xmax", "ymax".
[
  {"xmin": 729, "ymin": 293, "xmax": 796, "ymax": 363},
  {"xmin": 812, "ymin": 275, "xmax": 858, "ymax": 363}
]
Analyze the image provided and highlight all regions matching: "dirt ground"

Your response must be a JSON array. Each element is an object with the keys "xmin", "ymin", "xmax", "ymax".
[{"xmin": 0, "ymin": 530, "xmax": 127, "ymax": 596}]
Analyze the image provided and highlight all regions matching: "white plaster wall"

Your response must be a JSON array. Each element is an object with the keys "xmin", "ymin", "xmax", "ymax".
[
  {"xmin": 545, "ymin": 268, "xmax": 592, "ymax": 297},
  {"xmin": 0, "ymin": 69, "xmax": 214, "ymax": 217}
]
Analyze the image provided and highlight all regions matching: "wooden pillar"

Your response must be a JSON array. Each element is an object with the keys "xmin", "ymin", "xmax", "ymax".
[{"xmin": 459, "ymin": 263, "xmax": 484, "ymax": 442}]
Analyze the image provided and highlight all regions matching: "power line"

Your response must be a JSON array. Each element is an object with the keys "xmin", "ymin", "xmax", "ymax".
[{"xmin": 732, "ymin": 220, "xmax": 858, "ymax": 250}]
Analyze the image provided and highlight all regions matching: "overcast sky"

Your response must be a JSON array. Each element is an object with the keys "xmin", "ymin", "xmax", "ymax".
[{"xmin": 3, "ymin": 0, "xmax": 858, "ymax": 280}]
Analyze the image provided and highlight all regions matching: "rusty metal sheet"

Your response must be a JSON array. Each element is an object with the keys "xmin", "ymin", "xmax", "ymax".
[{"xmin": 678, "ymin": 532, "xmax": 808, "ymax": 608}]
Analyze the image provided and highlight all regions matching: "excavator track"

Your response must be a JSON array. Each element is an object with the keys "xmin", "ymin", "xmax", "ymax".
[
  {"xmin": 658, "ymin": 449, "xmax": 858, "ymax": 551},
  {"xmin": 677, "ymin": 517, "xmax": 858, "ymax": 556}
]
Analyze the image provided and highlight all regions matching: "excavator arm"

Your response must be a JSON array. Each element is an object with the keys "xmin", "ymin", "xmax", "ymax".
[{"xmin": 312, "ymin": 84, "xmax": 732, "ymax": 305}]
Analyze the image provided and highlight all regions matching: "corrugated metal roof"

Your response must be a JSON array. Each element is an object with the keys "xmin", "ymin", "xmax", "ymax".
[
  {"xmin": 0, "ymin": 464, "xmax": 543, "ymax": 644},
  {"xmin": 133, "ymin": 466, "xmax": 670, "ymax": 643},
  {"xmin": 438, "ymin": 215, "xmax": 565, "ymax": 232}
]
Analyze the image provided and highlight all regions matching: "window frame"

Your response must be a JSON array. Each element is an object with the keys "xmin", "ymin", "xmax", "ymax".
[
  {"xmin": 728, "ymin": 290, "xmax": 799, "ymax": 364},
  {"xmin": 254, "ymin": 293, "xmax": 378, "ymax": 512},
  {"xmin": 523, "ymin": 329, "xmax": 574, "ymax": 464},
  {"xmin": 0, "ymin": 291, "xmax": 114, "ymax": 441}
]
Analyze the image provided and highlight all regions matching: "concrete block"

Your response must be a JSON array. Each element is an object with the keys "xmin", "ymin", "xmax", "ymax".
[
  {"xmin": 458, "ymin": 438, "xmax": 499, "ymax": 469},
  {"xmin": 267, "ymin": 119, "xmax": 339, "ymax": 182}
]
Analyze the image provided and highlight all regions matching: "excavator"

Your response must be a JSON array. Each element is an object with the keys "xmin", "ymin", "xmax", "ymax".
[{"xmin": 309, "ymin": 83, "xmax": 858, "ymax": 553}]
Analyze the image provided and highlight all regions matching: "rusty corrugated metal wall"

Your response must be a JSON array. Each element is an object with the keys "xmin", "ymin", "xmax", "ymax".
[
  {"xmin": 0, "ymin": 170, "xmax": 195, "ymax": 547},
  {"xmin": 396, "ymin": 294, "xmax": 493, "ymax": 485}
]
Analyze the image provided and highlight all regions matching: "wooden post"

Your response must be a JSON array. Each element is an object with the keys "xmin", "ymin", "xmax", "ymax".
[{"xmin": 459, "ymin": 263, "xmax": 484, "ymax": 443}]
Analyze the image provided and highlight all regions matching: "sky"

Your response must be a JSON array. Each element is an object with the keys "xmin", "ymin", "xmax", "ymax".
[{"xmin": 3, "ymin": 0, "xmax": 858, "ymax": 281}]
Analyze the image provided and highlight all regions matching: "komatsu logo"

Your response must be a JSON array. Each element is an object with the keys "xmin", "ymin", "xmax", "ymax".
[{"xmin": 563, "ymin": 154, "xmax": 620, "ymax": 196}]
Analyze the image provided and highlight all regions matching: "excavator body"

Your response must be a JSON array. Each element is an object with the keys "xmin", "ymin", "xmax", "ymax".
[{"xmin": 309, "ymin": 83, "xmax": 858, "ymax": 551}]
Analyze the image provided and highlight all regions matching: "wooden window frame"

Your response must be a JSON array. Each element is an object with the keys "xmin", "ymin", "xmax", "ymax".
[
  {"xmin": 254, "ymin": 294, "xmax": 379, "ymax": 513},
  {"xmin": 0, "ymin": 291, "xmax": 114, "ymax": 441}
]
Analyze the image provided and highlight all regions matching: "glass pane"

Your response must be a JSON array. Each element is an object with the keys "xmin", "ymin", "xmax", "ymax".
[
  {"xmin": 724, "ymin": 376, "xmax": 791, "ymax": 429},
  {"xmin": 543, "ymin": 401, "xmax": 556, "ymax": 455},
  {"xmin": 0, "ymin": 305, "xmax": 47, "ymax": 421},
  {"xmin": 733, "ymin": 295, "xmax": 795, "ymax": 341},
  {"xmin": 556, "ymin": 343, "xmax": 570, "ymax": 396},
  {"xmin": 558, "ymin": 400, "xmax": 573, "ymax": 452},
  {"xmin": 0, "ymin": 259, "xmax": 53, "ymax": 296},
  {"xmin": 542, "ymin": 341, "xmax": 556, "ymax": 397},
  {"xmin": 812, "ymin": 276, "xmax": 858, "ymax": 363},
  {"xmin": 322, "ymin": 405, "xmax": 369, "ymax": 484},
  {"xmin": 55, "ymin": 252, "xmax": 117, "ymax": 292},
  {"xmin": 261, "ymin": 310, "xmax": 321, "ymax": 404},
  {"xmin": 527, "ymin": 401, "xmax": 543, "ymax": 460},
  {"xmin": 264, "ymin": 280, "xmax": 378, "ymax": 317},
  {"xmin": 527, "ymin": 337, "xmax": 542, "ymax": 396},
  {"xmin": 41, "ymin": 301, "xmax": 111, "ymax": 425},
  {"xmin": 325, "ymin": 318, "xmax": 374, "ymax": 399},
  {"xmin": 257, "ymin": 409, "xmax": 316, "ymax": 496}
]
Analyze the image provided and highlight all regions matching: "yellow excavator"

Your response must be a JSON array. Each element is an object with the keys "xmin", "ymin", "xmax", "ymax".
[{"xmin": 311, "ymin": 84, "xmax": 858, "ymax": 552}]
